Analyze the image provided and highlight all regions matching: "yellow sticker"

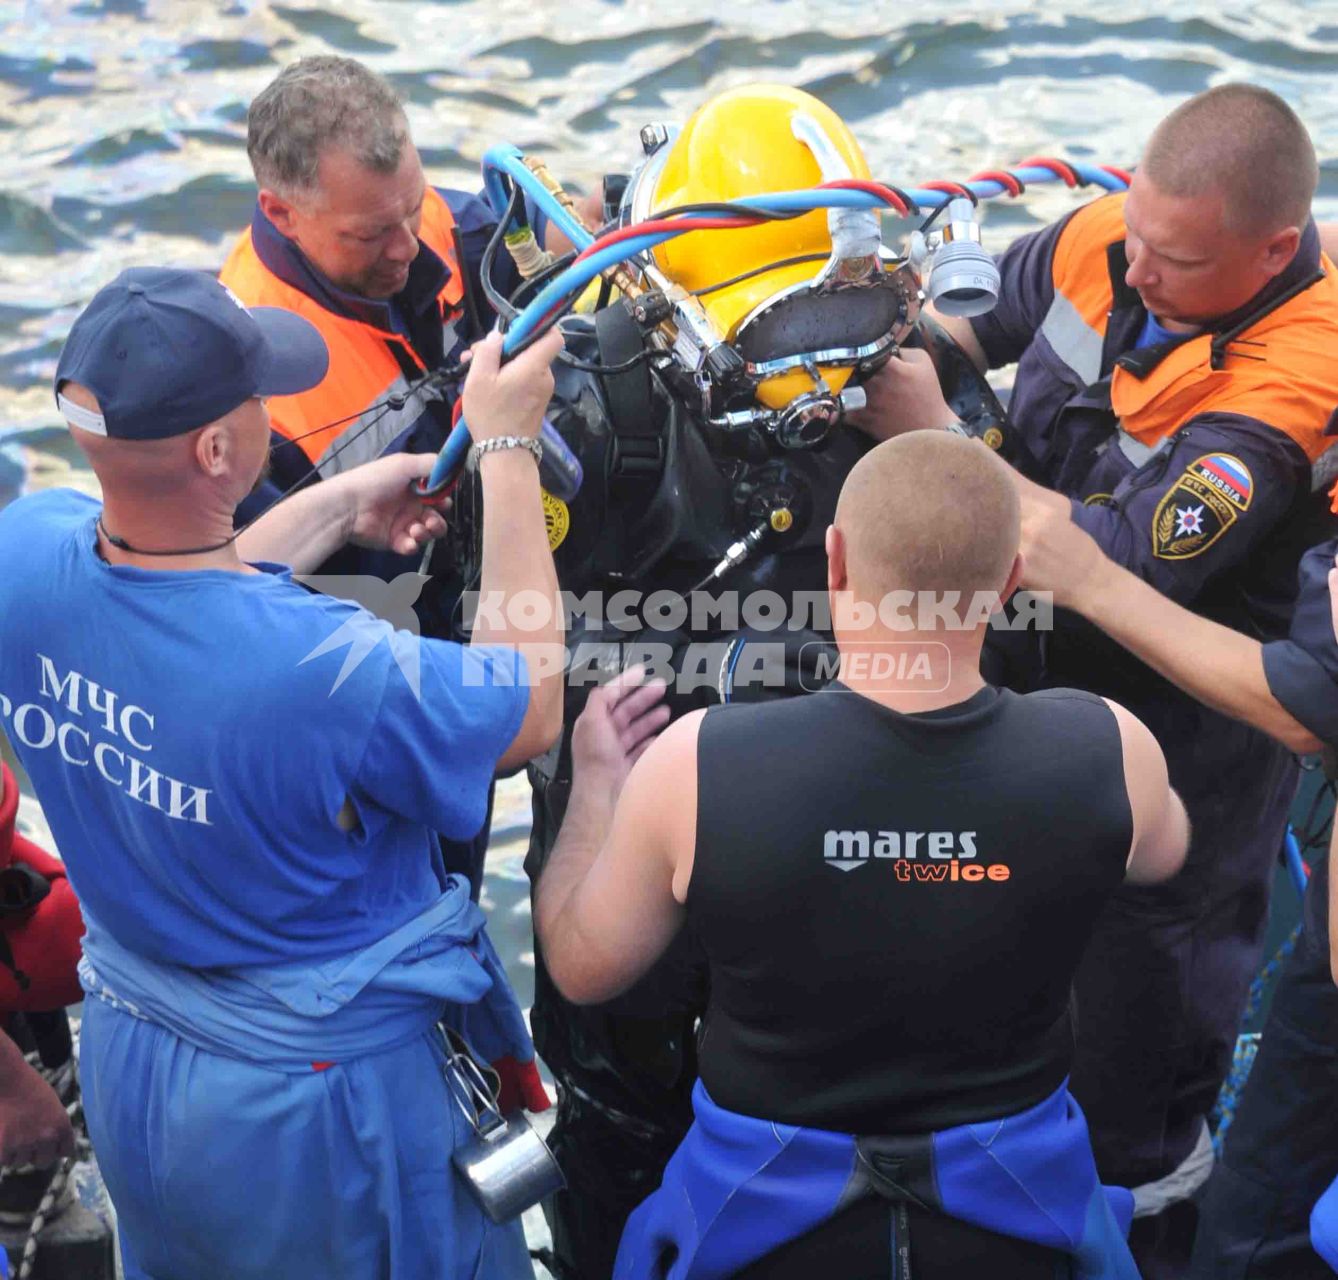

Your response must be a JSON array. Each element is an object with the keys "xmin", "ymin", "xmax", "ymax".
[
  {"xmin": 542, "ymin": 490, "xmax": 570, "ymax": 552},
  {"xmin": 982, "ymin": 427, "xmax": 1004, "ymax": 451}
]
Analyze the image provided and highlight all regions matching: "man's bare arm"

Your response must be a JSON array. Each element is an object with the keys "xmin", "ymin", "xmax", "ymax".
[
  {"xmin": 235, "ymin": 452, "xmax": 447, "ymax": 574},
  {"xmin": 0, "ymin": 1032, "xmax": 75, "ymax": 1170},
  {"xmin": 1019, "ymin": 498, "xmax": 1321, "ymax": 754},
  {"xmin": 1107, "ymin": 698, "xmax": 1190, "ymax": 884},
  {"xmin": 925, "ymin": 304, "xmax": 990, "ymax": 374},
  {"xmin": 462, "ymin": 331, "xmax": 567, "ymax": 770},
  {"xmin": 534, "ymin": 684, "xmax": 689, "ymax": 1006}
]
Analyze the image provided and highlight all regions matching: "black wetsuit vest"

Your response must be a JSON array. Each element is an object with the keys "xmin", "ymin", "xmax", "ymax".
[{"xmin": 688, "ymin": 683, "xmax": 1134, "ymax": 1135}]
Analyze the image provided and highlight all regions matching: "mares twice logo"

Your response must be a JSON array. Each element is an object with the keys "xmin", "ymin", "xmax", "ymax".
[
  {"xmin": 1152, "ymin": 453, "xmax": 1253, "ymax": 561},
  {"xmin": 822, "ymin": 829, "xmax": 1012, "ymax": 881}
]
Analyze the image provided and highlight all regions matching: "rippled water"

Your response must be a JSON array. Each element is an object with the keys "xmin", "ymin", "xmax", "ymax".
[
  {"xmin": 3, "ymin": 0, "xmax": 1337, "ymax": 919},
  {"xmin": 4, "ymin": 0, "xmax": 1338, "ymax": 433},
  {"xmin": 0, "ymin": 1, "xmax": 1331, "ymax": 1259}
]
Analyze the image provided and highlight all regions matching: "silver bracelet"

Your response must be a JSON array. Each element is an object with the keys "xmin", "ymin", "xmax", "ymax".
[{"xmin": 473, "ymin": 435, "xmax": 543, "ymax": 465}]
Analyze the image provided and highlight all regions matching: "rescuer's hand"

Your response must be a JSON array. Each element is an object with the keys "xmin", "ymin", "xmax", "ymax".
[
  {"xmin": 1016, "ymin": 486, "xmax": 1109, "ymax": 611},
  {"xmin": 570, "ymin": 665, "xmax": 671, "ymax": 802},
  {"xmin": 847, "ymin": 347, "xmax": 956, "ymax": 441},
  {"xmin": 0, "ymin": 1047, "xmax": 76, "ymax": 1170},
  {"xmin": 339, "ymin": 452, "xmax": 451, "ymax": 556},
  {"xmin": 461, "ymin": 329, "xmax": 563, "ymax": 446}
]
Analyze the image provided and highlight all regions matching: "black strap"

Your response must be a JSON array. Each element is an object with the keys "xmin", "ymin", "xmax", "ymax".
[
  {"xmin": 384, "ymin": 340, "xmax": 455, "ymax": 446},
  {"xmin": 451, "ymin": 224, "xmax": 485, "ymax": 339},
  {"xmin": 0, "ymin": 863, "xmax": 51, "ymax": 918},
  {"xmin": 892, "ymin": 1201, "xmax": 913, "ymax": 1280},
  {"xmin": 0, "ymin": 930, "xmax": 28, "ymax": 992},
  {"xmin": 594, "ymin": 302, "xmax": 662, "ymax": 483}
]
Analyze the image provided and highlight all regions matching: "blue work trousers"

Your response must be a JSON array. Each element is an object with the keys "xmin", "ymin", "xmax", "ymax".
[{"xmin": 80, "ymin": 996, "xmax": 533, "ymax": 1280}]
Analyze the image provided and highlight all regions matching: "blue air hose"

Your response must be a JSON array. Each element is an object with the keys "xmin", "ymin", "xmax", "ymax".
[
  {"xmin": 422, "ymin": 158, "xmax": 1130, "ymax": 495},
  {"xmin": 1285, "ymin": 827, "xmax": 1310, "ymax": 897},
  {"xmin": 482, "ymin": 144, "xmax": 595, "ymax": 251}
]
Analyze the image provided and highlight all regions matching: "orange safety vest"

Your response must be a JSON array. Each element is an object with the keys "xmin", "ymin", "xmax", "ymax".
[
  {"xmin": 220, "ymin": 189, "xmax": 466, "ymax": 473},
  {"xmin": 1045, "ymin": 193, "xmax": 1338, "ymax": 476}
]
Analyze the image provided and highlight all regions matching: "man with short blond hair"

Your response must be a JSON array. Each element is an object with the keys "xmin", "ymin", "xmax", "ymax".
[
  {"xmin": 535, "ymin": 431, "xmax": 1186, "ymax": 1278},
  {"xmin": 853, "ymin": 83, "xmax": 1338, "ymax": 1274}
]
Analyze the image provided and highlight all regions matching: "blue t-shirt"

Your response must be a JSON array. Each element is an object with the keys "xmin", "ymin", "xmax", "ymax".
[
  {"xmin": 1136, "ymin": 311, "xmax": 1181, "ymax": 349},
  {"xmin": 0, "ymin": 490, "xmax": 528, "ymax": 969}
]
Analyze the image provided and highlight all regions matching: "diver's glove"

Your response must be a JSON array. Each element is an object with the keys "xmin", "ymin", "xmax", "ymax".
[{"xmin": 491, "ymin": 1054, "xmax": 552, "ymax": 1117}]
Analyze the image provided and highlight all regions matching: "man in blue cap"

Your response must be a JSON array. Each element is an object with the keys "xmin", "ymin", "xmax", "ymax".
[{"xmin": 0, "ymin": 266, "xmax": 565, "ymax": 1279}]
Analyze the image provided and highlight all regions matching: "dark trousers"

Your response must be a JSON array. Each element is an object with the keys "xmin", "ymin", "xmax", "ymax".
[
  {"xmin": 530, "ymin": 943, "xmax": 704, "ymax": 1280},
  {"xmin": 1189, "ymin": 855, "xmax": 1338, "ymax": 1279},
  {"xmin": 527, "ymin": 737, "xmax": 709, "ymax": 1280},
  {"xmin": 1068, "ymin": 723, "xmax": 1297, "ymax": 1279}
]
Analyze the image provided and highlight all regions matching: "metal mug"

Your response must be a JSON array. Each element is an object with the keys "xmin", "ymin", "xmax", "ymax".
[{"xmin": 444, "ymin": 1039, "xmax": 566, "ymax": 1224}]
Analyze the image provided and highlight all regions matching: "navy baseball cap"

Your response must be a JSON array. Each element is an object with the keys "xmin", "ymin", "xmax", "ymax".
[{"xmin": 54, "ymin": 267, "xmax": 329, "ymax": 440}]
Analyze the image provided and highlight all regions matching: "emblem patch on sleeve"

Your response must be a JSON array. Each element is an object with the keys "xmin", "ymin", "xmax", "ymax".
[
  {"xmin": 542, "ymin": 489, "xmax": 570, "ymax": 552},
  {"xmin": 1152, "ymin": 453, "xmax": 1253, "ymax": 560}
]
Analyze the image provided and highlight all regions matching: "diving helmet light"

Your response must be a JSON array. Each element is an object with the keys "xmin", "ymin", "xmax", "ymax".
[
  {"xmin": 925, "ymin": 198, "xmax": 1001, "ymax": 318},
  {"xmin": 624, "ymin": 84, "xmax": 920, "ymax": 449}
]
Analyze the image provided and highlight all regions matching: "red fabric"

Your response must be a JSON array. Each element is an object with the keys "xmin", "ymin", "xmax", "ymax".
[
  {"xmin": 491, "ymin": 1055, "xmax": 551, "ymax": 1116},
  {"xmin": 0, "ymin": 762, "xmax": 17, "ymax": 870},
  {"xmin": 0, "ymin": 763, "xmax": 86, "ymax": 1012}
]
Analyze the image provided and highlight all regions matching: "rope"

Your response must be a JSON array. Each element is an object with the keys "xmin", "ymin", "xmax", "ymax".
[
  {"xmin": 1210, "ymin": 922, "xmax": 1302, "ymax": 1157},
  {"xmin": 0, "ymin": 1051, "xmax": 92, "ymax": 1280},
  {"xmin": 1212, "ymin": 1032, "xmax": 1261, "ymax": 1156}
]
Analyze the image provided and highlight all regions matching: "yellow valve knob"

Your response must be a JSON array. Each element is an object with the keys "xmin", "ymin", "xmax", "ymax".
[{"xmin": 769, "ymin": 507, "xmax": 794, "ymax": 534}]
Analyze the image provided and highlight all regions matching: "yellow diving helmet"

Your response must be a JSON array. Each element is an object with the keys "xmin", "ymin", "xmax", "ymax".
[{"xmin": 625, "ymin": 83, "xmax": 919, "ymax": 447}]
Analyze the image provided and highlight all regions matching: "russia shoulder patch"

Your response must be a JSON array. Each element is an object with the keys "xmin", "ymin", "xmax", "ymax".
[
  {"xmin": 1152, "ymin": 453, "xmax": 1252, "ymax": 560},
  {"xmin": 1188, "ymin": 453, "xmax": 1253, "ymax": 511}
]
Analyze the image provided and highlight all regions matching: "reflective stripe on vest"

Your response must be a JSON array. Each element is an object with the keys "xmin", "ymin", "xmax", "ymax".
[
  {"xmin": 219, "ymin": 189, "xmax": 465, "ymax": 467},
  {"xmin": 1040, "ymin": 290, "xmax": 1104, "ymax": 387},
  {"xmin": 314, "ymin": 359, "xmax": 456, "ymax": 476},
  {"xmin": 1046, "ymin": 194, "xmax": 1338, "ymax": 486}
]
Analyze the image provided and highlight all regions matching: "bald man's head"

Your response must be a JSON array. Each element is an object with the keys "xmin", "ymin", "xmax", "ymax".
[
  {"xmin": 834, "ymin": 432, "xmax": 1020, "ymax": 604},
  {"xmin": 59, "ymin": 382, "xmax": 269, "ymax": 503},
  {"xmin": 1141, "ymin": 84, "xmax": 1316, "ymax": 237}
]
